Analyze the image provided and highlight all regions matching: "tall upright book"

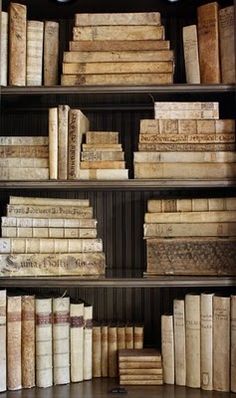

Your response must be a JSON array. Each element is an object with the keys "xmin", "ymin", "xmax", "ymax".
[
  {"xmin": 173, "ymin": 299, "xmax": 186, "ymax": 386},
  {"xmin": 219, "ymin": 6, "xmax": 235, "ymax": 83},
  {"xmin": 101, "ymin": 325, "xmax": 108, "ymax": 377},
  {"xmin": 185, "ymin": 294, "xmax": 200, "ymax": 388},
  {"xmin": 70, "ymin": 301, "xmax": 84, "ymax": 382},
  {"xmin": 44, "ymin": 21, "xmax": 59, "ymax": 85},
  {"xmin": 108, "ymin": 326, "xmax": 118, "ymax": 377},
  {"xmin": 48, "ymin": 107, "xmax": 58, "ymax": 179},
  {"xmin": 22, "ymin": 295, "xmax": 35, "ymax": 388},
  {"xmin": 231, "ymin": 295, "xmax": 236, "ymax": 393},
  {"xmin": 182, "ymin": 25, "xmax": 200, "ymax": 83},
  {"xmin": 83, "ymin": 304, "xmax": 93, "ymax": 380},
  {"xmin": 200, "ymin": 293, "xmax": 214, "ymax": 391},
  {"xmin": 92, "ymin": 325, "xmax": 102, "ymax": 377},
  {"xmin": 161, "ymin": 315, "xmax": 175, "ymax": 384},
  {"xmin": 0, "ymin": 12, "xmax": 8, "ymax": 86},
  {"xmin": 58, "ymin": 105, "xmax": 70, "ymax": 180},
  {"xmin": 7, "ymin": 296, "xmax": 22, "ymax": 390},
  {"xmin": 0, "ymin": 290, "xmax": 6, "ymax": 392},
  {"xmin": 26, "ymin": 20, "xmax": 44, "ymax": 85}
]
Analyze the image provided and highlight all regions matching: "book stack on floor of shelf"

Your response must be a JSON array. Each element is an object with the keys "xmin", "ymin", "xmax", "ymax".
[
  {"xmin": 61, "ymin": 12, "xmax": 174, "ymax": 86},
  {"xmin": 0, "ymin": 196, "xmax": 106, "ymax": 276},
  {"xmin": 134, "ymin": 101, "xmax": 236, "ymax": 180},
  {"xmin": 183, "ymin": 3, "xmax": 235, "ymax": 84},
  {"xmin": 161, "ymin": 293, "xmax": 236, "ymax": 393},
  {"xmin": 143, "ymin": 197, "xmax": 236, "ymax": 276},
  {"xmin": 0, "ymin": 2, "xmax": 59, "ymax": 87},
  {"xmin": 118, "ymin": 349, "xmax": 163, "ymax": 385},
  {"xmin": 92, "ymin": 323, "xmax": 144, "ymax": 378}
]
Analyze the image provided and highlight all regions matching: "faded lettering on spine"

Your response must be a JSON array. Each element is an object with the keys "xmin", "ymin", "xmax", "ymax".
[
  {"xmin": 26, "ymin": 21, "xmax": 44, "ymax": 85},
  {"xmin": 44, "ymin": 21, "xmax": 59, "ymax": 85},
  {"xmin": 183, "ymin": 25, "xmax": 200, "ymax": 83}
]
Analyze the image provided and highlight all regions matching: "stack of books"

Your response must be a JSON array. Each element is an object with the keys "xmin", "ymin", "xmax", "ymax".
[
  {"xmin": 144, "ymin": 197, "xmax": 236, "ymax": 276},
  {"xmin": 61, "ymin": 12, "xmax": 174, "ymax": 86},
  {"xmin": 161, "ymin": 293, "xmax": 236, "ymax": 393},
  {"xmin": 118, "ymin": 349, "xmax": 163, "ymax": 385},
  {"xmin": 92, "ymin": 323, "xmax": 144, "ymax": 378},
  {"xmin": 0, "ymin": 196, "xmax": 106, "ymax": 276},
  {"xmin": 1, "ymin": 2, "xmax": 59, "ymax": 86},
  {"xmin": 134, "ymin": 101, "xmax": 236, "ymax": 180}
]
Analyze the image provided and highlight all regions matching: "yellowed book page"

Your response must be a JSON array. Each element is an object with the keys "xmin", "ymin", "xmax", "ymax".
[
  {"xmin": 63, "ymin": 50, "xmax": 174, "ymax": 63},
  {"xmin": 74, "ymin": 12, "xmax": 161, "ymax": 26},
  {"xmin": 61, "ymin": 73, "xmax": 173, "ymax": 86},
  {"xmin": 0, "ymin": 290, "xmax": 6, "ymax": 392},
  {"xmin": 1, "ymin": 12, "xmax": 8, "ymax": 86},
  {"xmin": 161, "ymin": 315, "xmax": 175, "ymax": 384},
  {"xmin": 173, "ymin": 299, "xmax": 186, "ymax": 386},
  {"xmin": 73, "ymin": 26, "xmax": 165, "ymax": 41},
  {"xmin": 26, "ymin": 21, "xmax": 44, "ymax": 85},
  {"xmin": 185, "ymin": 294, "xmax": 200, "ymax": 388},
  {"xmin": 70, "ymin": 302, "xmax": 84, "ymax": 382},
  {"xmin": 183, "ymin": 25, "xmax": 200, "ymax": 83},
  {"xmin": 92, "ymin": 326, "xmax": 102, "ymax": 377},
  {"xmin": 44, "ymin": 21, "xmax": 59, "ymax": 85},
  {"xmin": 9, "ymin": 3, "xmax": 26, "ymax": 86}
]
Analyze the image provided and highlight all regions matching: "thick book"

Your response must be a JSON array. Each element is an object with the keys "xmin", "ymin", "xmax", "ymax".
[
  {"xmin": 53, "ymin": 297, "xmax": 70, "ymax": 385},
  {"xmin": 0, "ymin": 136, "xmax": 49, "ymax": 145},
  {"xmin": 182, "ymin": 25, "xmax": 200, "ymax": 83},
  {"xmin": 147, "ymin": 197, "xmax": 236, "ymax": 213},
  {"xmin": 61, "ymin": 73, "xmax": 173, "ymax": 86},
  {"xmin": 86, "ymin": 131, "xmax": 119, "ymax": 145},
  {"xmin": 83, "ymin": 144, "xmax": 122, "ymax": 151},
  {"xmin": 185, "ymin": 294, "xmax": 200, "ymax": 388},
  {"xmin": 63, "ymin": 50, "xmax": 174, "ymax": 63},
  {"xmin": 0, "ymin": 158, "xmax": 48, "ymax": 168},
  {"xmin": 101, "ymin": 325, "xmax": 108, "ymax": 377},
  {"xmin": 7, "ymin": 296, "xmax": 22, "ymax": 390},
  {"xmin": 83, "ymin": 304, "xmax": 93, "ymax": 380},
  {"xmin": 173, "ymin": 299, "xmax": 186, "ymax": 386},
  {"xmin": 9, "ymin": 196, "xmax": 90, "ymax": 206},
  {"xmin": 219, "ymin": 6, "xmax": 235, "ymax": 83},
  {"xmin": 74, "ymin": 12, "xmax": 161, "ymax": 26},
  {"xmin": 81, "ymin": 161, "xmax": 125, "ymax": 169},
  {"xmin": 135, "ymin": 152, "xmax": 236, "ymax": 163},
  {"xmin": 231, "ymin": 295, "xmax": 236, "ymax": 393},
  {"xmin": 0, "ymin": 168, "xmax": 49, "ymax": 180},
  {"xmin": 92, "ymin": 325, "xmax": 102, "ymax": 377},
  {"xmin": 7, "ymin": 204, "xmax": 93, "ymax": 219},
  {"xmin": 22, "ymin": 295, "xmax": 35, "ymax": 388},
  {"xmin": 213, "ymin": 296, "xmax": 230, "ymax": 392},
  {"xmin": 2, "ymin": 226, "xmax": 97, "ymax": 239},
  {"xmin": 69, "ymin": 40, "xmax": 170, "ymax": 52},
  {"xmin": 82, "ymin": 151, "xmax": 124, "ymax": 161},
  {"xmin": 138, "ymin": 132, "xmax": 234, "ymax": 143},
  {"xmin": 58, "ymin": 105, "xmax": 70, "ymax": 180},
  {"xmin": 125, "ymin": 325, "xmax": 134, "ymax": 349},
  {"xmin": 134, "ymin": 325, "xmax": 144, "ymax": 349},
  {"xmin": 0, "ymin": 145, "xmax": 49, "ymax": 158},
  {"xmin": 0, "ymin": 12, "xmax": 8, "ymax": 86},
  {"xmin": 49, "ymin": 107, "xmax": 58, "ymax": 179},
  {"xmin": 79, "ymin": 169, "xmax": 129, "ymax": 180},
  {"xmin": 35, "ymin": 298, "xmax": 53, "ymax": 388},
  {"xmin": 1, "ymin": 215, "xmax": 96, "ymax": 228},
  {"xmin": 70, "ymin": 302, "xmax": 84, "ymax": 382},
  {"xmin": 144, "ymin": 210, "xmax": 236, "ymax": 224},
  {"xmin": 197, "ymin": 2, "xmax": 220, "ymax": 83},
  {"xmin": 119, "ymin": 349, "xmax": 161, "ymax": 362},
  {"xmin": 138, "ymin": 143, "xmax": 235, "ymax": 152},
  {"xmin": 9, "ymin": 2, "xmax": 27, "ymax": 86},
  {"xmin": 201, "ymin": 293, "xmax": 214, "ymax": 391},
  {"xmin": 120, "ymin": 375, "xmax": 163, "ymax": 381},
  {"xmin": 161, "ymin": 315, "xmax": 175, "ymax": 384},
  {"xmin": 0, "ymin": 290, "xmax": 6, "ymax": 392},
  {"xmin": 26, "ymin": 20, "xmax": 44, "ymax": 85},
  {"xmin": 108, "ymin": 326, "xmax": 118, "ymax": 377},
  {"xmin": 44, "ymin": 21, "xmax": 59, "ymax": 85}
]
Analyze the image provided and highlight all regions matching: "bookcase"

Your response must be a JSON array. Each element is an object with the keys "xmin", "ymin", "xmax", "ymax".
[{"xmin": 1, "ymin": 0, "xmax": 236, "ymax": 396}]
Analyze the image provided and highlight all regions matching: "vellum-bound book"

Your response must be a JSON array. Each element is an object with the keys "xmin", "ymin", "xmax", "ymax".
[
  {"xmin": 7, "ymin": 296, "xmax": 22, "ymax": 390},
  {"xmin": 26, "ymin": 21, "xmax": 44, "ymax": 85},
  {"xmin": 231, "ymin": 295, "xmax": 236, "ymax": 393},
  {"xmin": 83, "ymin": 304, "xmax": 93, "ymax": 380},
  {"xmin": 92, "ymin": 325, "xmax": 102, "ymax": 377},
  {"xmin": 108, "ymin": 326, "xmax": 118, "ymax": 377},
  {"xmin": 53, "ymin": 297, "xmax": 70, "ymax": 385},
  {"xmin": 22, "ymin": 295, "xmax": 35, "ymax": 388},
  {"xmin": 101, "ymin": 325, "xmax": 108, "ymax": 377},
  {"xmin": 161, "ymin": 315, "xmax": 175, "ymax": 384},
  {"xmin": 0, "ymin": 290, "xmax": 6, "ymax": 392},
  {"xmin": 173, "ymin": 299, "xmax": 186, "ymax": 386},
  {"xmin": 185, "ymin": 294, "xmax": 200, "ymax": 388},
  {"xmin": 70, "ymin": 302, "xmax": 84, "ymax": 382},
  {"xmin": 201, "ymin": 293, "xmax": 214, "ymax": 391}
]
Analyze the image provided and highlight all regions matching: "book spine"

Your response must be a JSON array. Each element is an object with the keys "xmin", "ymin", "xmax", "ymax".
[
  {"xmin": 83, "ymin": 144, "xmax": 122, "ymax": 151},
  {"xmin": 0, "ymin": 145, "xmax": 49, "ymax": 158},
  {"xmin": 173, "ymin": 299, "xmax": 186, "ymax": 386},
  {"xmin": 0, "ymin": 167, "xmax": 49, "ymax": 180},
  {"xmin": 101, "ymin": 325, "xmax": 108, "ymax": 377},
  {"xmin": 0, "ymin": 158, "xmax": 48, "ymax": 168},
  {"xmin": 70, "ymin": 303, "xmax": 84, "ymax": 382},
  {"xmin": 125, "ymin": 326, "xmax": 134, "ymax": 349},
  {"xmin": 134, "ymin": 326, "xmax": 144, "ymax": 349},
  {"xmin": 35, "ymin": 298, "xmax": 53, "ymax": 388},
  {"xmin": 138, "ymin": 143, "xmax": 235, "ymax": 152},
  {"xmin": 7, "ymin": 204, "xmax": 93, "ymax": 219},
  {"xmin": 74, "ymin": 12, "xmax": 161, "ymax": 26},
  {"xmin": 49, "ymin": 107, "xmax": 58, "ymax": 179},
  {"xmin": 7, "ymin": 296, "xmax": 22, "ymax": 390},
  {"xmin": 219, "ymin": 6, "xmax": 235, "ymax": 83},
  {"xmin": 79, "ymin": 169, "xmax": 128, "ymax": 180},
  {"xmin": 0, "ymin": 290, "xmax": 6, "ymax": 392},
  {"xmin": 117, "ymin": 326, "xmax": 126, "ymax": 350},
  {"xmin": 200, "ymin": 293, "xmax": 214, "ymax": 390},
  {"xmin": 144, "ymin": 210, "xmax": 236, "ymax": 224},
  {"xmin": 1, "ymin": 215, "xmax": 97, "ymax": 229},
  {"xmin": 213, "ymin": 296, "xmax": 230, "ymax": 392},
  {"xmin": 9, "ymin": 196, "xmax": 90, "ymax": 207},
  {"xmin": 0, "ymin": 136, "xmax": 48, "ymax": 145},
  {"xmin": 81, "ymin": 151, "xmax": 124, "ymax": 161},
  {"xmin": 147, "ymin": 197, "xmax": 236, "ymax": 213},
  {"xmin": 1, "ymin": 227, "xmax": 97, "ymax": 239},
  {"xmin": 108, "ymin": 326, "xmax": 118, "ymax": 377},
  {"xmin": 86, "ymin": 131, "xmax": 119, "ymax": 145},
  {"xmin": 81, "ymin": 161, "xmax": 125, "ymax": 169},
  {"xmin": 61, "ymin": 73, "xmax": 173, "ymax": 86},
  {"xmin": 135, "ymin": 151, "xmax": 236, "ymax": 163},
  {"xmin": 26, "ymin": 20, "xmax": 44, "ymax": 85},
  {"xmin": 185, "ymin": 294, "xmax": 200, "ymax": 388},
  {"xmin": 58, "ymin": 105, "xmax": 70, "ymax": 180},
  {"xmin": 69, "ymin": 39, "xmax": 170, "ymax": 52},
  {"xmin": 120, "ymin": 380, "xmax": 163, "ymax": 385},
  {"xmin": 154, "ymin": 110, "xmax": 219, "ymax": 120},
  {"xmin": 44, "ymin": 21, "xmax": 59, "ymax": 85},
  {"xmin": 9, "ymin": 3, "xmax": 27, "ymax": 86},
  {"xmin": 154, "ymin": 101, "xmax": 219, "ymax": 110},
  {"xmin": 22, "ymin": 295, "xmax": 35, "ymax": 388},
  {"xmin": 83, "ymin": 305, "xmax": 93, "ymax": 380},
  {"xmin": 182, "ymin": 25, "xmax": 200, "ymax": 83},
  {"xmin": 92, "ymin": 326, "xmax": 102, "ymax": 377},
  {"xmin": 0, "ymin": 12, "xmax": 8, "ymax": 86},
  {"xmin": 161, "ymin": 315, "xmax": 175, "ymax": 384},
  {"xmin": 53, "ymin": 297, "xmax": 70, "ymax": 385},
  {"xmin": 138, "ymin": 133, "xmax": 234, "ymax": 143},
  {"xmin": 231, "ymin": 295, "xmax": 236, "ymax": 392}
]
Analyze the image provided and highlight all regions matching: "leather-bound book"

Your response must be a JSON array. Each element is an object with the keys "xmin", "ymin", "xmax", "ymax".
[{"xmin": 219, "ymin": 6, "xmax": 235, "ymax": 83}]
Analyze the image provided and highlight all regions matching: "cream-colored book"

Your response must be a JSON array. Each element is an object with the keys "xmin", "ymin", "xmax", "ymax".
[
  {"xmin": 8, "ymin": 196, "xmax": 89, "ymax": 206},
  {"xmin": 147, "ymin": 197, "xmax": 236, "ymax": 213},
  {"xmin": 0, "ymin": 145, "xmax": 48, "ymax": 158},
  {"xmin": 49, "ymin": 107, "xmax": 58, "ymax": 179},
  {"xmin": 35, "ymin": 298, "xmax": 53, "ymax": 388},
  {"xmin": 22, "ymin": 295, "xmax": 35, "ymax": 389},
  {"xmin": 101, "ymin": 325, "xmax": 108, "ymax": 377},
  {"xmin": 26, "ymin": 21, "xmax": 44, "ymax": 85},
  {"xmin": 7, "ymin": 296, "xmax": 22, "ymax": 390},
  {"xmin": 108, "ymin": 326, "xmax": 118, "ymax": 377},
  {"xmin": 0, "ymin": 136, "xmax": 48, "ymax": 145},
  {"xmin": 173, "ymin": 299, "xmax": 186, "ymax": 386},
  {"xmin": 2, "ymin": 215, "xmax": 96, "ymax": 227},
  {"xmin": 138, "ymin": 142, "xmax": 235, "ymax": 152},
  {"xmin": 1, "ymin": 226, "xmax": 97, "ymax": 239},
  {"xmin": 74, "ymin": 12, "xmax": 161, "ymax": 26},
  {"xmin": 144, "ymin": 210, "xmax": 236, "ymax": 224},
  {"xmin": 0, "ymin": 168, "xmax": 49, "ymax": 180},
  {"xmin": 154, "ymin": 110, "xmax": 219, "ymax": 120},
  {"xmin": 0, "ymin": 158, "xmax": 48, "ymax": 168},
  {"xmin": 183, "ymin": 25, "xmax": 200, "ymax": 83},
  {"xmin": 117, "ymin": 326, "xmax": 126, "ymax": 350},
  {"xmin": 70, "ymin": 302, "xmax": 84, "ymax": 382},
  {"xmin": 83, "ymin": 304, "xmax": 93, "ymax": 380},
  {"xmin": 83, "ymin": 144, "xmax": 122, "ymax": 151},
  {"xmin": 161, "ymin": 315, "xmax": 175, "ymax": 384},
  {"xmin": 231, "ymin": 295, "xmax": 236, "ymax": 392},
  {"xmin": 0, "ymin": 290, "xmax": 6, "ymax": 392},
  {"xmin": 134, "ymin": 325, "xmax": 144, "ymax": 349},
  {"xmin": 92, "ymin": 325, "xmax": 102, "ymax": 378},
  {"xmin": 81, "ymin": 161, "xmax": 125, "ymax": 169},
  {"xmin": 53, "ymin": 297, "xmax": 70, "ymax": 385},
  {"xmin": 44, "ymin": 21, "xmax": 59, "ymax": 85},
  {"xmin": 0, "ymin": 12, "xmax": 8, "ymax": 86},
  {"xmin": 79, "ymin": 169, "xmax": 128, "ymax": 180},
  {"xmin": 213, "ymin": 296, "xmax": 230, "ymax": 392},
  {"xmin": 69, "ymin": 39, "xmax": 170, "ymax": 52},
  {"xmin": 185, "ymin": 294, "xmax": 200, "ymax": 388},
  {"xmin": 86, "ymin": 131, "xmax": 119, "ymax": 145},
  {"xmin": 134, "ymin": 152, "xmax": 236, "ymax": 163},
  {"xmin": 154, "ymin": 101, "xmax": 219, "ymax": 110},
  {"xmin": 201, "ymin": 293, "xmax": 214, "ymax": 390},
  {"xmin": 138, "ymin": 132, "xmax": 234, "ymax": 143},
  {"xmin": 58, "ymin": 105, "xmax": 70, "ymax": 180},
  {"xmin": 61, "ymin": 73, "xmax": 173, "ymax": 86},
  {"xmin": 125, "ymin": 325, "xmax": 134, "ymax": 349},
  {"xmin": 7, "ymin": 204, "xmax": 93, "ymax": 219},
  {"xmin": 219, "ymin": 6, "xmax": 235, "ymax": 83},
  {"xmin": 81, "ymin": 151, "xmax": 124, "ymax": 161}
]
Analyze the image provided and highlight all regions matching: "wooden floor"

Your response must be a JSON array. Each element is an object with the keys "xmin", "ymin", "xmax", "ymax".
[{"xmin": 2, "ymin": 378, "xmax": 235, "ymax": 397}]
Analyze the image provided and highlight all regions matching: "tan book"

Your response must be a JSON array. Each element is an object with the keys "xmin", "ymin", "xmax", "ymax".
[
  {"xmin": 135, "ymin": 152, "xmax": 236, "ymax": 163},
  {"xmin": 201, "ymin": 293, "xmax": 214, "ymax": 391},
  {"xmin": 83, "ymin": 144, "xmax": 122, "ymax": 151},
  {"xmin": 161, "ymin": 315, "xmax": 175, "ymax": 384},
  {"xmin": 0, "ymin": 136, "xmax": 49, "ymax": 145},
  {"xmin": 63, "ymin": 61, "xmax": 173, "ymax": 75},
  {"xmin": 108, "ymin": 326, "xmax": 118, "ymax": 377},
  {"xmin": 83, "ymin": 304, "xmax": 93, "ymax": 380},
  {"xmin": 120, "ymin": 375, "xmax": 163, "ymax": 381},
  {"xmin": 185, "ymin": 294, "xmax": 200, "ymax": 388},
  {"xmin": 26, "ymin": 21, "xmax": 44, "ymax": 85},
  {"xmin": 101, "ymin": 325, "xmax": 108, "ymax": 377},
  {"xmin": 213, "ymin": 296, "xmax": 230, "ymax": 392},
  {"xmin": 134, "ymin": 162, "xmax": 236, "ymax": 179},
  {"xmin": 119, "ymin": 368, "xmax": 163, "ymax": 375},
  {"xmin": 73, "ymin": 25, "xmax": 165, "ymax": 41},
  {"xmin": 134, "ymin": 325, "xmax": 144, "ymax": 349},
  {"xmin": 61, "ymin": 73, "xmax": 173, "ymax": 86},
  {"xmin": 0, "ymin": 145, "xmax": 49, "ymax": 158},
  {"xmin": 35, "ymin": 298, "xmax": 53, "ymax": 388},
  {"xmin": 69, "ymin": 40, "xmax": 170, "ymax": 52},
  {"xmin": 183, "ymin": 25, "xmax": 200, "ymax": 83},
  {"xmin": 0, "ymin": 252, "xmax": 106, "ymax": 276},
  {"xmin": 86, "ymin": 131, "xmax": 119, "ymax": 144},
  {"xmin": 0, "ymin": 167, "xmax": 49, "ymax": 180},
  {"xmin": 117, "ymin": 325, "xmax": 126, "ymax": 350},
  {"xmin": 81, "ymin": 161, "xmax": 125, "ymax": 169},
  {"xmin": 44, "ymin": 21, "xmax": 59, "ymax": 85},
  {"xmin": 138, "ymin": 143, "xmax": 235, "ymax": 152},
  {"xmin": 173, "ymin": 299, "xmax": 186, "ymax": 386},
  {"xmin": 0, "ymin": 290, "xmax": 6, "ymax": 392},
  {"xmin": 231, "ymin": 295, "xmax": 236, "ymax": 393},
  {"xmin": 92, "ymin": 325, "xmax": 102, "ymax": 377},
  {"xmin": 7, "ymin": 296, "xmax": 22, "ymax": 390},
  {"xmin": 22, "ymin": 295, "xmax": 35, "ymax": 388},
  {"xmin": 9, "ymin": 3, "xmax": 27, "ymax": 86},
  {"xmin": 81, "ymin": 151, "xmax": 124, "ymax": 161},
  {"xmin": 74, "ymin": 12, "xmax": 161, "ymax": 26},
  {"xmin": 146, "ymin": 237, "xmax": 236, "ymax": 276},
  {"xmin": 0, "ymin": 158, "xmax": 48, "ymax": 168},
  {"xmin": 53, "ymin": 297, "xmax": 70, "ymax": 385},
  {"xmin": 7, "ymin": 204, "xmax": 93, "ymax": 219},
  {"xmin": 63, "ymin": 50, "xmax": 174, "ymax": 63},
  {"xmin": 9, "ymin": 196, "xmax": 90, "ymax": 207},
  {"xmin": 1, "ymin": 226, "xmax": 97, "ymax": 239},
  {"xmin": 154, "ymin": 110, "xmax": 219, "ymax": 120},
  {"xmin": 2, "ymin": 215, "xmax": 96, "ymax": 227},
  {"xmin": 147, "ymin": 197, "xmax": 236, "ymax": 213},
  {"xmin": 79, "ymin": 169, "xmax": 129, "ymax": 180},
  {"xmin": 70, "ymin": 302, "xmax": 84, "ymax": 382},
  {"xmin": 125, "ymin": 325, "xmax": 134, "ymax": 349},
  {"xmin": 49, "ymin": 107, "xmax": 58, "ymax": 179},
  {"xmin": 154, "ymin": 101, "xmax": 219, "ymax": 110},
  {"xmin": 219, "ymin": 6, "xmax": 235, "ymax": 83},
  {"xmin": 68, "ymin": 109, "xmax": 89, "ymax": 180},
  {"xmin": 138, "ymin": 133, "xmax": 234, "ymax": 143},
  {"xmin": 120, "ymin": 379, "xmax": 163, "ymax": 385},
  {"xmin": 119, "ymin": 349, "xmax": 161, "ymax": 362},
  {"xmin": 58, "ymin": 104, "xmax": 70, "ymax": 180},
  {"xmin": 0, "ymin": 12, "xmax": 8, "ymax": 86},
  {"xmin": 119, "ymin": 361, "xmax": 161, "ymax": 369},
  {"xmin": 145, "ymin": 210, "xmax": 236, "ymax": 224},
  {"xmin": 197, "ymin": 2, "xmax": 220, "ymax": 83}
]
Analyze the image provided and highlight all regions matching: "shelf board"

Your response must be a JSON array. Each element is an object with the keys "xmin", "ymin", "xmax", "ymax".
[{"xmin": 0, "ymin": 179, "xmax": 235, "ymax": 190}]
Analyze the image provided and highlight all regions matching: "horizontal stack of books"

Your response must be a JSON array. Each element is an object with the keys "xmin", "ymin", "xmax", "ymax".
[
  {"xmin": 61, "ymin": 12, "xmax": 174, "ymax": 86},
  {"xmin": 144, "ymin": 197, "xmax": 236, "ymax": 276},
  {"xmin": 134, "ymin": 101, "xmax": 236, "ymax": 179},
  {"xmin": 161, "ymin": 293, "xmax": 236, "ymax": 393},
  {"xmin": 118, "ymin": 349, "xmax": 163, "ymax": 385},
  {"xmin": 0, "ymin": 196, "xmax": 106, "ymax": 276},
  {"xmin": 1, "ymin": 2, "xmax": 59, "ymax": 86},
  {"xmin": 92, "ymin": 323, "xmax": 144, "ymax": 378}
]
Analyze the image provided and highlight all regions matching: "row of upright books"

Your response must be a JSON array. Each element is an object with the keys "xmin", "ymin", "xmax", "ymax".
[{"xmin": 161, "ymin": 293, "xmax": 236, "ymax": 393}]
